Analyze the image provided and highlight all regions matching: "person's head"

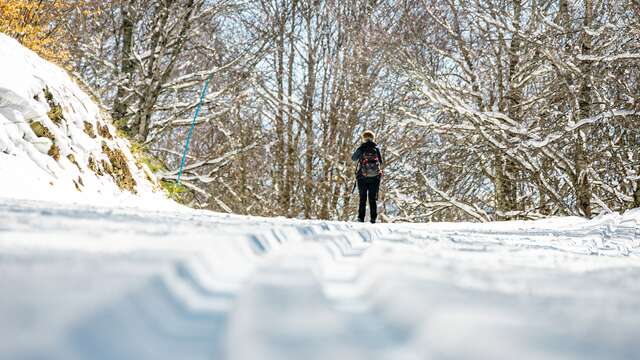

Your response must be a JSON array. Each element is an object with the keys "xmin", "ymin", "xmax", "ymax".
[{"xmin": 362, "ymin": 130, "xmax": 375, "ymax": 142}]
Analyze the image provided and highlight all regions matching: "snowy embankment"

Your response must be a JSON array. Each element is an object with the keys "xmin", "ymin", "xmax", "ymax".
[
  {"xmin": 0, "ymin": 34, "xmax": 170, "ymax": 208},
  {"xmin": 1, "ymin": 198, "xmax": 639, "ymax": 360}
]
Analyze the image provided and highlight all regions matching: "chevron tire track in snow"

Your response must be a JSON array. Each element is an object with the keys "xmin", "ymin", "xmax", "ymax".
[{"xmin": 1, "ymin": 199, "xmax": 639, "ymax": 359}]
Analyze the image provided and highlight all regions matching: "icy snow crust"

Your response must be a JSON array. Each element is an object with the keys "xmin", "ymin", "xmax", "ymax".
[
  {"xmin": 0, "ymin": 34, "xmax": 170, "ymax": 208},
  {"xmin": 1, "ymin": 198, "xmax": 639, "ymax": 360}
]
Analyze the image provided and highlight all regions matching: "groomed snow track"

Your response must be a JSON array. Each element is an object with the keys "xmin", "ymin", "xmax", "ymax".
[{"xmin": 1, "ymin": 199, "xmax": 640, "ymax": 360}]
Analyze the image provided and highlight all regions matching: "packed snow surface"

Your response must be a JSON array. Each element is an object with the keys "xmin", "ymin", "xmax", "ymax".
[{"xmin": 1, "ymin": 198, "xmax": 639, "ymax": 360}]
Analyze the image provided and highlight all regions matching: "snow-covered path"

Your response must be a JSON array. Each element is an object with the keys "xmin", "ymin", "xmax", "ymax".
[{"xmin": 1, "ymin": 199, "xmax": 639, "ymax": 360}]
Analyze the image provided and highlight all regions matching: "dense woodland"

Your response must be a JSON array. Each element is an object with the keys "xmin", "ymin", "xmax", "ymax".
[{"xmin": 2, "ymin": 0, "xmax": 639, "ymax": 221}]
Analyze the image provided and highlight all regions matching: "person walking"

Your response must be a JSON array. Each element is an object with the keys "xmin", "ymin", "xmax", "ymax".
[{"xmin": 351, "ymin": 130, "xmax": 383, "ymax": 223}]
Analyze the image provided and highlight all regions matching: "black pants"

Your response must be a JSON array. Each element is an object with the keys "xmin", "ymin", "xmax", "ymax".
[{"xmin": 357, "ymin": 177, "xmax": 380, "ymax": 223}]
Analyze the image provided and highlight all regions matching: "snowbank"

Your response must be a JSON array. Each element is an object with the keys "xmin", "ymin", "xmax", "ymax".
[{"xmin": 0, "ymin": 34, "xmax": 174, "ymax": 209}]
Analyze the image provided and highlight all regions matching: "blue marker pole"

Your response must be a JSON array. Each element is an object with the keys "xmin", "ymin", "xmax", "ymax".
[{"xmin": 177, "ymin": 74, "xmax": 212, "ymax": 184}]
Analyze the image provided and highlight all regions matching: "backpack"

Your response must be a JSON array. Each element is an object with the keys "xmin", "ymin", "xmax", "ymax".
[{"xmin": 359, "ymin": 147, "xmax": 381, "ymax": 178}]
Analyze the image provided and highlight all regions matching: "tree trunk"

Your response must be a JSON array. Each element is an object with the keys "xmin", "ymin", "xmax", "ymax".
[
  {"xmin": 112, "ymin": 1, "xmax": 135, "ymax": 127},
  {"xmin": 505, "ymin": 0, "xmax": 522, "ymax": 218},
  {"xmin": 132, "ymin": 0, "xmax": 170, "ymax": 140},
  {"xmin": 273, "ymin": 1, "xmax": 286, "ymax": 212},
  {"xmin": 302, "ymin": 10, "xmax": 317, "ymax": 218},
  {"xmin": 137, "ymin": 0, "xmax": 197, "ymax": 142},
  {"xmin": 575, "ymin": 0, "xmax": 593, "ymax": 217},
  {"xmin": 282, "ymin": 0, "xmax": 297, "ymax": 217}
]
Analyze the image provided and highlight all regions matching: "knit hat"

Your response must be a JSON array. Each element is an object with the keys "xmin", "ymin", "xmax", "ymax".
[{"xmin": 362, "ymin": 130, "xmax": 375, "ymax": 141}]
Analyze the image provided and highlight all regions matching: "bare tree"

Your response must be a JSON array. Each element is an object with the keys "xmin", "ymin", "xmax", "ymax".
[{"xmin": 63, "ymin": 0, "xmax": 640, "ymax": 221}]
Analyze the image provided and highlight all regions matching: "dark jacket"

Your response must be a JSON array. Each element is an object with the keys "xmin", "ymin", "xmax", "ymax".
[{"xmin": 352, "ymin": 140, "xmax": 383, "ymax": 179}]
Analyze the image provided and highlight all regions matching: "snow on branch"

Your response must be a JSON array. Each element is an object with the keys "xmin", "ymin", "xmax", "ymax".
[
  {"xmin": 161, "ymin": 142, "xmax": 267, "ymax": 182},
  {"xmin": 420, "ymin": 173, "xmax": 490, "ymax": 222},
  {"xmin": 577, "ymin": 53, "xmax": 640, "ymax": 63}
]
